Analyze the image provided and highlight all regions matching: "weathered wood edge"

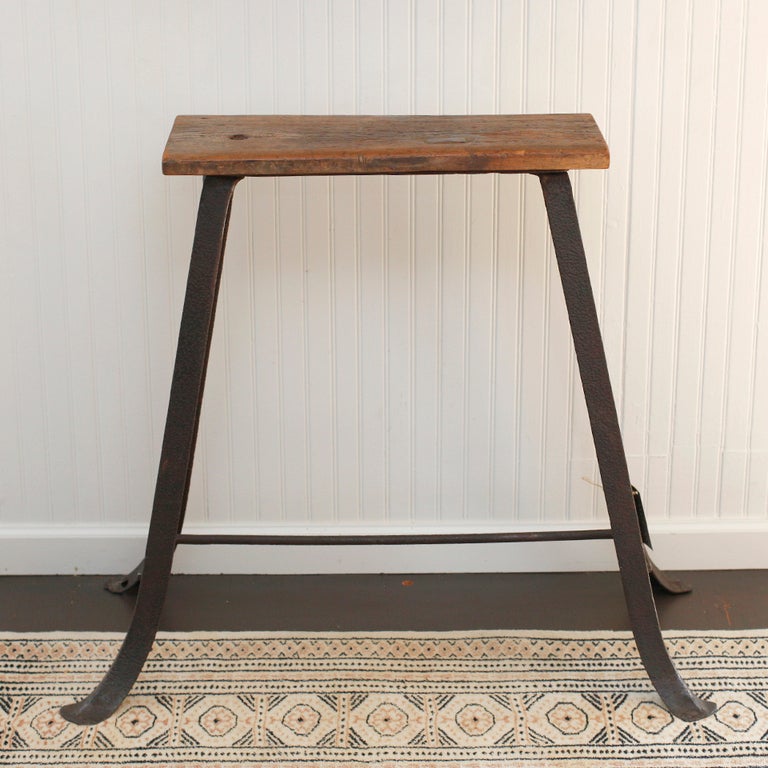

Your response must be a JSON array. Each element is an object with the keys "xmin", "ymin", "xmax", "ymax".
[{"xmin": 162, "ymin": 114, "xmax": 610, "ymax": 176}]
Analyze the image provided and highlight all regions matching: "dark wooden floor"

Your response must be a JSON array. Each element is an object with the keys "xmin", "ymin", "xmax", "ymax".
[{"xmin": 1, "ymin": 571, "xmax": 766, "ymax": 632}]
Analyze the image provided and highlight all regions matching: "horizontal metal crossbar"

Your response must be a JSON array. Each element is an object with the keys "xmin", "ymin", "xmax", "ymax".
[{"xmin": 175, "ymin": 529, "xmax": 614, "ymax": 547}]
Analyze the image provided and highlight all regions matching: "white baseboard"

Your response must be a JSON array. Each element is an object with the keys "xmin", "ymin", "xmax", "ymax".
[{"xmin": 1, "ymin": 520, "xmax": 766, "ymax": 575}]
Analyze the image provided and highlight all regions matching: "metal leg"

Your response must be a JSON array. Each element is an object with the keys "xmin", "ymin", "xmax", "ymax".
[
  {"xmin": 60, "ymin": 175, "xmax": 242, "ymax": 725},
  {"xmin": 102, "ymin": 178, "xmax": 238, "ymax": 598},
  {"xmin": 538, "ymin": 172, "xmax": 715, "ymax": 722}
]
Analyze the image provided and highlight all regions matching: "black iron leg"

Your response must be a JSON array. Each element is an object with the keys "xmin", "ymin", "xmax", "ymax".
[
  {"xmin": 60, "ymin": 175, "xmax": 242, "ymax": 725},
  {"xmin": 538, "ymin": 172, "xmax": 715, "ymax": 722},
  {"xmin": 103, "ymin": 177, "xmax": 238, "ymax": 597}
]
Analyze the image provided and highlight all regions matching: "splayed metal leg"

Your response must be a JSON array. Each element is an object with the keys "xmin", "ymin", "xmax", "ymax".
[
  {"xmin": 60, "ymin": 176, "xmax": 241, "ymax": 725},
  {"xmin": 539, "ymin": 171, "xmax": 715, "ymax": 722}
]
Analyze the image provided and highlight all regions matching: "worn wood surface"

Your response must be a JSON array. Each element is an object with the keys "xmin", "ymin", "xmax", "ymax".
[{"xmin": 162, "ymin": 114, "xmax": 609, "ymax": 176}]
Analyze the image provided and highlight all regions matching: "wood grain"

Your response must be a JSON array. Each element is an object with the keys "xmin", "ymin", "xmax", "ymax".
[{"xmin": 162, "ymin": 114, "xmax": 610, "ymax": 176}]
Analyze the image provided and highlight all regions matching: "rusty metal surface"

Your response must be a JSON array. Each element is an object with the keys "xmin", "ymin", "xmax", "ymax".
[{"xmin": 538, "ymin": 171, "xmax": 714, "ymax": 722}]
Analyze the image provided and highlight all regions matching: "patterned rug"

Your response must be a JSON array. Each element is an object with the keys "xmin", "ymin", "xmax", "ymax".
[{"xmin": 2, "ymin": 630, "xmax": 768, "ymax": 767}]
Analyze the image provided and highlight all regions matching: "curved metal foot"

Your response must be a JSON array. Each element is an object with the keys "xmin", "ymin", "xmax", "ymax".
[
  {"xmin": 541, "ymin": 171, "xmax": 716, "ymax": 723},
  {"xmin": 106, "ymin": 559, "xmax": 145, "ymax": 594},
  {"xmin": 646, "ymin": 549, "xmax": 692, "ymax": 595},
  {"xmin": 60, "ymin": 176, "xmax": 241, "ymax": 725},
  {"xmin": 631, "ymin": 486, "xmax": 691, "ymax": 594},
  {"xmin": 61, "ymin": 554, "xmax": 175, "ymax": 724}
]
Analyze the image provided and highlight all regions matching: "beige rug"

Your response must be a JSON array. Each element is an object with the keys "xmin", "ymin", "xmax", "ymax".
[{"xmin": 2, "ymin": 630, "xmax": 768, "ymax": 767}]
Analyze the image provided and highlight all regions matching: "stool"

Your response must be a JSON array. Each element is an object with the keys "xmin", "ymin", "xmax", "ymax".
[{"xmin": 60, "ymin": 114, "xmax": 715, "ymax": 725}]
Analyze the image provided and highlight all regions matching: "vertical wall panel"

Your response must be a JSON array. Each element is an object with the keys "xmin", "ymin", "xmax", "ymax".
[
  {"xmin": 3, "ymin": 2, "xmax": 56, "ymax": 525},
  {"xmin": 696, "ymin": 0, "xmax": 744, "ymax": 520},
  {"xmin": 669, "ymin": 0, "xmax": 719, "ymax": 518},
  {"xmin": 412, "ymin": 175, "xmax": 440, "ymax": 521},
  {"xmin": 357, "ymin": 176, "xmax": 386, "ymax": 522},
  {"xmin": 720, "ymin": 0, "xmax": 767, "ymax": 519},
  {"xmin": 643, "ymin": 0, "xmax": 687, "ymax": 519},
  {"xmin": 1, "ymin": 0, "xmax": 768, "ymax": 535}
]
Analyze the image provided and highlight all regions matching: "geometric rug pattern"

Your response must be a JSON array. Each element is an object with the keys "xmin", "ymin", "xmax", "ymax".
[{"xmin": 2, "ymin": 630, "xmax": 768, "ymax": 766}]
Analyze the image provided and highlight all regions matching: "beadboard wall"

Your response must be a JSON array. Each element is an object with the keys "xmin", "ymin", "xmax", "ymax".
[{"xmin": 2, "ymin": 1, "xmax": 768, "ymax": 573}]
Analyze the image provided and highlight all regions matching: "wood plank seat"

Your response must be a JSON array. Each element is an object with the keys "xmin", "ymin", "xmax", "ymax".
[{"xmin": 162, "ymin": 113, "xmax": 610, "ymax": 176}]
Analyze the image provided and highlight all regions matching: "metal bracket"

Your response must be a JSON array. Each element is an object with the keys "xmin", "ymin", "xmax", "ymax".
[
  {"xmin": 105, "ymin": 559, "xmax": 144, "ymax": 594},
  {"xmin": 645, "ymin": 550, "xmax": 692, "ymax": 595},
  {"xmin": 631, "ymin": 486, "xmax": 653, "ymax": 549}
]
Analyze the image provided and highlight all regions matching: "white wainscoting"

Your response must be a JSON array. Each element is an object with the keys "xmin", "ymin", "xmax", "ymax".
[{"xmin": 1, "ymin": 1, "xmax": 768, "ymax": 573}]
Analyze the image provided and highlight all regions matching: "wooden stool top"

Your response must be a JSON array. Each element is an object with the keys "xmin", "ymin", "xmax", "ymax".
[{"xmin": 162, "ymin": 114, "xmax": 609, "ymax": 177}]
